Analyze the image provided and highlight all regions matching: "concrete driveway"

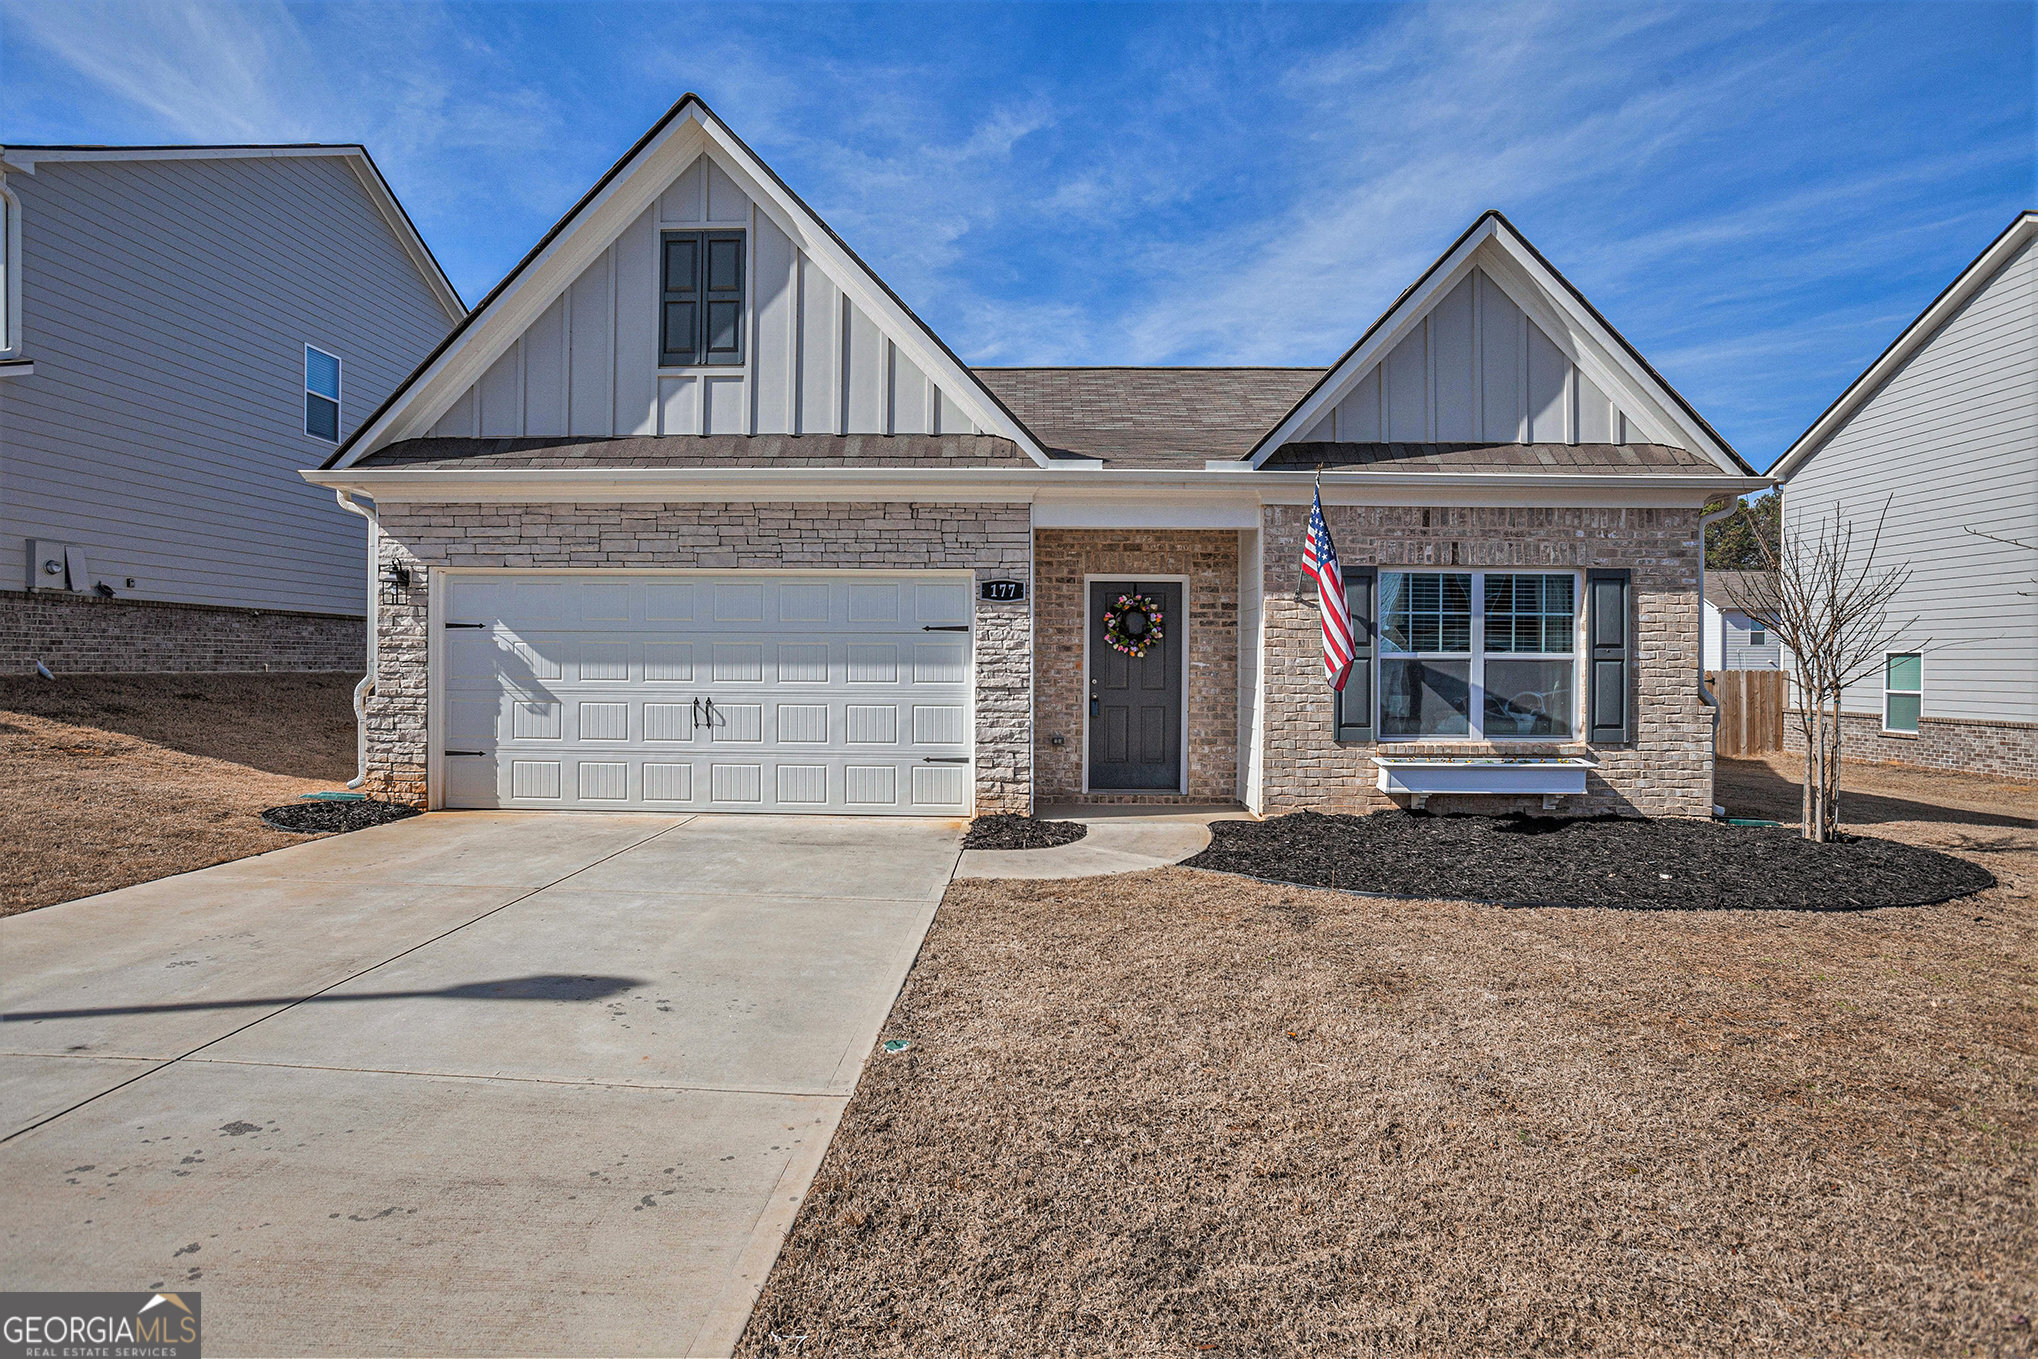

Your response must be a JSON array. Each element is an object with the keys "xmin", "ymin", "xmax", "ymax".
[{"xmin": 0, "ymin": 812, "xmax": 961, "ymax": 1357}]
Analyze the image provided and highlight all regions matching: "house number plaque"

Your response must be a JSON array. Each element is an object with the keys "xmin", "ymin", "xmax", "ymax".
[{"xmin": 979, "ymin": 579, "xmax": 1027, "ymax": 603}]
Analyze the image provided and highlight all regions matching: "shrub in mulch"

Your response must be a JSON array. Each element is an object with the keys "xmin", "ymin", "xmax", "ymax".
[
  {"xmin": 1184, "ymin": 810, "xmax": 1996, "ymax": 911},
  {"xmin": 962, "ymin": 813, "xmax": 1089, "ymax": 850},
  {"xmin": 259, "ymin": 800, "xmax": 422, "ymax": 836}
]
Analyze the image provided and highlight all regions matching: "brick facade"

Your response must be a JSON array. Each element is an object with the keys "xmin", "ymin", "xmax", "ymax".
[
  {"xmin": 1257, "ymin": 503, "xmax": 1713, "ymax": 817},
  {"xmin": 2, "ymin": 588, "xmax": 362, "ymax": 675},
  {"xmin": 364, "ymin": 501, "xmax": 1033, "ymax": 810},
  {"xmin": 1032, "ymin": 529, "xmax": 1239, "ymax": 803},
  {"xmin": 1784, "ymin": 710, "xmax": 2038, "ymax": 781}
]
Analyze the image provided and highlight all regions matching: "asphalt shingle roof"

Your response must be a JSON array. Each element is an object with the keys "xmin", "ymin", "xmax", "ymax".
[
  {"xmin": 356, "ymin": 434, "xmax": 1033, "ymax": 470},
  {"xmin": 1260, "ymin": 441, "xmax": 1720, "ymax": 473},
  {"xmin": 973, "ymin": 367, "xmax": 1327, "ymax": 466}
]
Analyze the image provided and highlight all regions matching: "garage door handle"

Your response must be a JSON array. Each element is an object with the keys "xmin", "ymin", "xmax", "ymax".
[
  {"xmin": 922, "ymin": 625, "xmax": 969, "ymax": 632},
  {"xmin": 445, "ymin": 622, "xmax": 489, "ymax": 629},
  {"xmin": 445, "ymin": 749, "xmax": 488, "ymax": 757},
  {"xmin": 921, "ymin": 756, "xmax": 969, "ymax": 764}
]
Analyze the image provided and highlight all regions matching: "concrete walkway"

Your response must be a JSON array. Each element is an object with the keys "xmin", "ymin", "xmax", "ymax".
[
  {"xmin": 954, "ymin": 804, "xmax": 1253, "ymax": 880},
  {"xmin": 0, "ymin": 812, "xmax": 961, "ymax": 1357}
]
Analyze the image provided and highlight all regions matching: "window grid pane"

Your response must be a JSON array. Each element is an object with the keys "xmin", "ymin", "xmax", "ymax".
[
  {"xmin": 305, "ymin": 347, "xmax": 340, "ymax": 401},
  {"xmin": 1381, "ymin": 571, "xmax": 1471, "ymax": 654},
  {"xmin": 1484, "ymin": 573, "xmax": 1574, "ymax": 654},
  {"xmin": 1887, "ymin": 653, "xmax": 1921, "ymax": 692}
]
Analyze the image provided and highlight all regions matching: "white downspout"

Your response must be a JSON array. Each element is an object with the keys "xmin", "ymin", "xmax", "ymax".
[
  {"xmin": 334, "ymin": 489, "xmax": 378, "ymax": 790},
  {"xmin": 1697, "ymin": 499, "xmax": 1738, "ymax": 810}
]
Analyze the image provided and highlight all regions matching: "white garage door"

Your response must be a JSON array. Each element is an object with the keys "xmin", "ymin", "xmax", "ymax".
[{"xmin": 439, "ymin": 573, "xmax": 974, "ymax": 814}]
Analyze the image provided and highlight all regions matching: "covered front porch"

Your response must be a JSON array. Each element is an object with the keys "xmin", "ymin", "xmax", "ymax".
[{"xmin": 1030, "ymin": 527, "xmax": 1249, "ymax": 807}]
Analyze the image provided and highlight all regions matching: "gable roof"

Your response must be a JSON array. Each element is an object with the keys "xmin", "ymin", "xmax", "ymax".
[
  {"xmin": 1246, "ymin": 210, "xmax": 1753, "ymax": 476},
  {"xmin": 976, "ymin": 367, "xmax": 1324, "ymax": 466},
  {"xmin": 1770, "ymin": 211, "xmax": 2037, "ymax": 483},
  {"xmin": 0, "ymin": 142, "xmax": 464, "ymax": 322},
  {"xmin": 323, "ymin": 94, "xmax": 1051, "ymax": 470}
]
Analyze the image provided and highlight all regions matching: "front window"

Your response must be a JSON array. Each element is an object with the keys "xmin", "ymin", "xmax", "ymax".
[
  {"xmin": 1380, "ymin": 570, "xmax": 1577, "ymax": 740},
  {"xmin": 305, "ymin": 344, "xmax": 341, "ymax": 441},
  {"xmin": 1884, "ymin": 653, "xmax": 1922, "ymax": 733}
]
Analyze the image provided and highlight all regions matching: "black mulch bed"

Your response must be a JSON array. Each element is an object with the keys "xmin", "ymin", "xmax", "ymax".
[
  {"xmin": 1183, "ymin": 811, "xmax": 1996, "ymax": 911},
  {"xmin": 963, "ymin": 814, "xmax": 1090, "ymax": 851},
  {"xmin": 260, "ymin": 800, "xmax": 422, "ymax": 836}
]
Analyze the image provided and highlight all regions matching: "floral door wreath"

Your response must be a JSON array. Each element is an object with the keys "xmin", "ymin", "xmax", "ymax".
[{"xmin": 1102, "ymin": 592, "xmax": 1166, "ymax": 659}]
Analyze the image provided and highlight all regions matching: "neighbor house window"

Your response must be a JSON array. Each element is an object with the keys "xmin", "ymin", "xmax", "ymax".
[
  {"xmin": 305, "ymin": 344, "xmax": 341, "ymax": 441},
  {"xmin": 1884, "ymin": 652, "xmax": 1922, "ymax": 733},
  {"xmin": 659, "ymin": 230, "xmax": 745, "ymax": 367},
  {"xmin": 1749, "ymin": 623, "xmax": 1767, "ymax": 647},
  {"xmin": 1379, "ymin": 571, "xmax": 1577, "ymax": 740}
]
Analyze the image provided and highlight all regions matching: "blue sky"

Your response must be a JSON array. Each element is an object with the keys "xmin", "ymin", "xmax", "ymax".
[{"xmin": 3, "ymin": 1, "xmax": 2031, "ymax": 468}]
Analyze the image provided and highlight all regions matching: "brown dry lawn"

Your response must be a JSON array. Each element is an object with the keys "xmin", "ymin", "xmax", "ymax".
[
  {"xmin": 741, "ymin": 757, "xmax": 2037, "ymax": 1357},
  {"xmin": 2, "ymin": 673, "xmax": 360, "ymax": 915}
]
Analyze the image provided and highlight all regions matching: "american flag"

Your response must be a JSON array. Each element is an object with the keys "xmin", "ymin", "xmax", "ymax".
[{"xmin": 1301, "ymin": 480, "xmax": 1356, "ymax": 690}]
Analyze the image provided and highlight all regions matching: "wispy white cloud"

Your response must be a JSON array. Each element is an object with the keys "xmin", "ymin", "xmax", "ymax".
[{"xmin": 4, "ymin": 0, "xmax": 2028, "ymax": 461}]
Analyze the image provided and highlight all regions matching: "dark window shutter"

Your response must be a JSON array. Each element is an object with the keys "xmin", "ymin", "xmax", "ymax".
[
  {"xmin": 702, "ymin": 231, "xmax": 745, "ymax": 366},
  {"xmin": 659, "ymin": 232, "xmax": 702, "ymax": 366},
  {"xmin": 1334, "ymin": 567, "xmax": 1376, "ymax": 743},
  {"xmin": 1586, "ymin": 568, "xmax": 1632, "ymax": 744}
]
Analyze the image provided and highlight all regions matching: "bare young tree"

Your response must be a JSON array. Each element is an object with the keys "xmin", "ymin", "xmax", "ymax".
[{"xmin": 1715, "ymin": 496, "xmax": 1921, "ymax": 841}]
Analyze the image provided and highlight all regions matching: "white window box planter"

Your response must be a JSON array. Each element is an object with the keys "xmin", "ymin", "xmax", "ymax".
[{"xmin": 1372, "ymin": 755, "xmax": 1596, "ymax": 810}]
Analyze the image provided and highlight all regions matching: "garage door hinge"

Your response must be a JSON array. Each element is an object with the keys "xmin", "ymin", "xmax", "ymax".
[
  {"xmin": 921, "ymin": 625, "xmax": 969, "ymax": 632},
  {"xmin": 445, "ymin": 621, "xmax": 488, "ymax": 629},
  {"xmin": 444, "ymin": 749, "xmax": 488, "ymax": 757},
  {"xmin": 921, "ymin": 756, "xmax": 969, "ymax": 764}
]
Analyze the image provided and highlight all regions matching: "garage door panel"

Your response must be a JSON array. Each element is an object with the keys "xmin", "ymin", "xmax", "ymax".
[{"xmin": 441, "ymin": 574, "xmax": 974, "ymax": 814}]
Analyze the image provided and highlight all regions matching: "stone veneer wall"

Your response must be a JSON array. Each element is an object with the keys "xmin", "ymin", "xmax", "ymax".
[
  {"xmin": 1259, "ymin": 503, "xmax": 1711, "ymax": 817},
  {"xmin": 1032, "ymin": 529, "xmax": 1239, "ymax": 803},
  {"xmin": 1783, "ymin": 710, "xmax": 2037, "ymax": 781},
  {"xmin": 2, "ymin": 589, "xmax": 362, "ymax": 675},
  {"xmin": 365, "ymin": 502, "xmax": 1033, "ymax": 810}
]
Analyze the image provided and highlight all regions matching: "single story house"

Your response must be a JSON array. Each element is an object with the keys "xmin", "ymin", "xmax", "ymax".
[
  {"xmin": 1, "ymin": 143, "xmax": 462, "ymax": 675},
  {"xmin": 1702, "ymin": 570, "xmax": 1782, "ymax": 671},
  {"xmin": 1771, "ymin": 211, "xmax": 2036, "ymax": 780},
  {"xmin": 305, "ymin": 95, "xmax": 1766, "ymax": 819}
]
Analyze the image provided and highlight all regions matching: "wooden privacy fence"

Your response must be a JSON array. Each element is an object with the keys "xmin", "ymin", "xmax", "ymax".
[{"xmin": 1708, "ymin": 669, "xmax": 1785, "ymax": 757}]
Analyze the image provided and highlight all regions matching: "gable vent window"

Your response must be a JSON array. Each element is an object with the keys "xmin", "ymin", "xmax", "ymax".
[
  {"xmin": 305, "ymin": 344, "xmax": 341, "ymax": 442},
  {"xmin": 660, "ymin": 230, "xmax": 745, "ymax": 367}
]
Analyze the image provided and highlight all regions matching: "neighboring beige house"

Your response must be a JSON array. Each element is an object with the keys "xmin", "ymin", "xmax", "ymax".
[
  {"xmin": 1772, "ymin": 212, "xmax": 2036, "ymax": 780},
  {"xmin": 305, "ymin": 95, "xmax": 1765, "ymax": 819}
]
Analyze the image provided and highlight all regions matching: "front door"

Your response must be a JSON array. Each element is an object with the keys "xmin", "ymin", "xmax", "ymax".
[{"xmin": 1087, "ymin": 580, "xmax": 1184, "ymax": 790}]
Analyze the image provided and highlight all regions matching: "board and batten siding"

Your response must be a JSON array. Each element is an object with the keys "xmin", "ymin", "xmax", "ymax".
[
  {"xmin": 1295, "ymin": 268, "xmax": 1653, "ymax": 447},
  {"xmin": 0, "ymin": 155, "xmax": 454, "ymax": 616},
  {"xmin": 427, "ymin": 155, "xmax": 982, "ymax": 442},
  {"xmin": 1783, "ymin": 234, "xmax": 2038, "ymax": 727}
]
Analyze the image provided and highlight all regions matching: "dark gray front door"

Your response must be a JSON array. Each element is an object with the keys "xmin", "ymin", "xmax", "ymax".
[{"xmin": 1088, "ymin": 580, "xmax": 1184, "ymax": 790}]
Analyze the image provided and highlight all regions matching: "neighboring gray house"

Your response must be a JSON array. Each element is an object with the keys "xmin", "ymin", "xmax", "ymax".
[
  {"xmin": 304, "ymin": 95, "xmax": 1766, "ymax": 820},
  {"xmin": 0, "ymin": 144, "xmax": 463, "ymax": 674},
  {"xmin": 1702, "ymin": 570, "xmax": 1782, "ymax": 671},
  {"xmin": 1772, "ymin": 211, "xmax": 2037, "ymax": 779}
]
